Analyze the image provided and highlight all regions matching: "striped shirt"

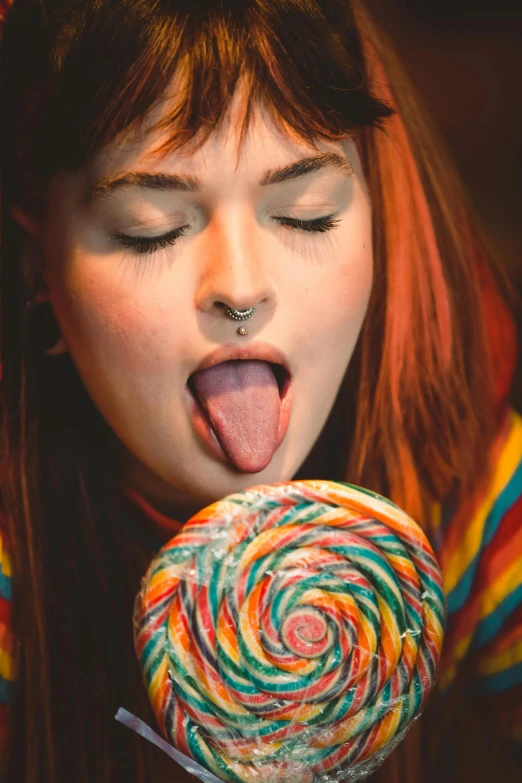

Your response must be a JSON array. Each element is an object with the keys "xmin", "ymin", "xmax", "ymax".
[
  {"xmin": 433, "ymin": 406, "xmax": 522, "ymax": 743},
  {"xmin": 0, "ymin": 527, "xmax": 14, "ymax": 764}
]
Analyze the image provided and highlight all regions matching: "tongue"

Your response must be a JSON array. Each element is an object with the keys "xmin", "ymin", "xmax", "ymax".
[{"xmin": 191, "ymin": 359, "xmax": 281, "ymax": 473}]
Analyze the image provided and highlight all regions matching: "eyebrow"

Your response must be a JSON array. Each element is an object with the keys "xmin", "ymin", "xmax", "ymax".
[{"xmin": 86, "ymin": 152, "xmax": 353, "ymax": 202}]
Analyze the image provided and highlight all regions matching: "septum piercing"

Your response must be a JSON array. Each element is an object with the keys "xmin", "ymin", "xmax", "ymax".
[
  {"xmin": 225, "ymin": 306, "xmax": 255, "ymax": 336},
  {"xmin": 225, "ymin": 306, "xmax": 256, "ymax": 321}
]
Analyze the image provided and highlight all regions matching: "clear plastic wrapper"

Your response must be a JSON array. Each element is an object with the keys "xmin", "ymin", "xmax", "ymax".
[{"xmin": 133, "ymin": 480, "xmax": 446, "ymax": 782}]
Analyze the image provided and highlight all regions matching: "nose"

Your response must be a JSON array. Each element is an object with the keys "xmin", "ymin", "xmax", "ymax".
[{"xmin": 195, "ymin": 212, "xmax": 277, "ymax": 318}]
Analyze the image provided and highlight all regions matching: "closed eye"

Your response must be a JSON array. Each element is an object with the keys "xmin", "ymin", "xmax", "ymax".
[
  {"xmin": 110, "ymin": 224, "xmax": 190, "ymax": 255},
  {"xmin": 111, "ymin": 213, "xmax": 340, "ymax": 256},
  {"xmin": 273, "ymin": 215, "xmax": 340, "ymax": 232}
]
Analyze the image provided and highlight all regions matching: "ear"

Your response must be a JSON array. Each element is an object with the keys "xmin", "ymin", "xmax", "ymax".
[
  {"xmin": 10, "ymin": 206, "xmax": 69, "ymax": 356},
  {"xmin": 10, "ymin": 205, "xmax": 46, "ymax": 293}
]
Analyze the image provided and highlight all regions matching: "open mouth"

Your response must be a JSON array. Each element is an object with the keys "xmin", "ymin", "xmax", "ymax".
[
  {"xmin": 187, "ymin": 361, "xmax": 290, "ymax": 398},
  {"xmin": 270, "ymin": 362, "xmax": 289, "ymax": 396},
  {"xmin": 186, "ymin": 359, "xmax": 292, "ymax": 473}
]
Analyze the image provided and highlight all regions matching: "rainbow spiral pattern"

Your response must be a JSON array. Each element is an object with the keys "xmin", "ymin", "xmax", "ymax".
[{"xmin": 135, "ymin": 480, "xmax": 445, "ymax": 782}]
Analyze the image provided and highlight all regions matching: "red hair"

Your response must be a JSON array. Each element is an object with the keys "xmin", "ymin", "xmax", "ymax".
[{"xmin": 344, "ymin": 5, "xmax": 517, "ymax": 526}]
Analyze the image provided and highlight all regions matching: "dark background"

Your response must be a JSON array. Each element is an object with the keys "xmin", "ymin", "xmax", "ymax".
[{"xmin": 367, "ymin": 0, "xmax": 522, "ymax": 413}]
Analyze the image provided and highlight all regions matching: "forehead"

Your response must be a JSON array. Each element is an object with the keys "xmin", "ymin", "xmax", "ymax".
[{"xmin": 85, "ymin": 80, "xmax": 349, "ymax": 188}]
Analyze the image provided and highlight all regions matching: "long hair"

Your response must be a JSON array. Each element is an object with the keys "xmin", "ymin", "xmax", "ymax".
[{"xmin": 0, "ymin": 1, "xmax": 513, "ymax": 780}]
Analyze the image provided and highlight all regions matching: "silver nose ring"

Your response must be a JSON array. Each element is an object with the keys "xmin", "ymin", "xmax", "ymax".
[
  {"xmin": 225, "ymin": 306, "xmax": 256, "ymax": 321},
  {"xmin": 225, "ymin": 306, "xmax": 256, "ymax": 336}
]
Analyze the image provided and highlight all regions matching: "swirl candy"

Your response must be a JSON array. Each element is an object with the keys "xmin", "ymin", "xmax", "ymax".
[{"xmin": 134, "ymin": 480, "xmax": 445, "ymax": 783}]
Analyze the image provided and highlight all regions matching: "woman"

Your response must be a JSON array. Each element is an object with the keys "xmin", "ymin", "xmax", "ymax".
[{"xmin": 0, "ymin": 0, "xmax": 520, "ymax": 781}]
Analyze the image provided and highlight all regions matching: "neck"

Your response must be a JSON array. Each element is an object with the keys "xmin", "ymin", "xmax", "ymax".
[{"xmin": 120, "ymin": 449, "xmax": 206, "ymax": 523}]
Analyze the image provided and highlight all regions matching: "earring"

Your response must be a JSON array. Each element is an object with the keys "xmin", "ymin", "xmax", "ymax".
[{"xmin": 26, "ymin": 300, "xmax": 64, "ymax": 354}]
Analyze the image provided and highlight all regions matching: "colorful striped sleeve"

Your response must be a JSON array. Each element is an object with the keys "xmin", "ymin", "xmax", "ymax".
[
  {"xmin": 434, "ymin": 407, "xmax": 522, "ymax": 743},
  {"xmin": 0, "ymin": 524, "xmax": 14, "ymax": 766}
]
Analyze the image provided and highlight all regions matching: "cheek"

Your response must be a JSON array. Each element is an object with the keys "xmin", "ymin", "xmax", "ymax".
[
  {"xmin": 308, "ymin": 245, "xmax": 372, "ymax": 323},
  {"xmin": 47, "ymin": 252, "xmax": 185, "ymax": 374},
  {"xmin": 292, "ymin": 205, "xmax": 373, "ymax": 354}
]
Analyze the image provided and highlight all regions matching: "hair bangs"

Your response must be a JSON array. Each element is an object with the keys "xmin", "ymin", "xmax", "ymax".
[
  {"xmin": 4, "ymin": 0, "xmax": 392, "ymax": 205},
  {"xmin": 145, "ymin": 0, "xmax": 395, "ymax": 159}
]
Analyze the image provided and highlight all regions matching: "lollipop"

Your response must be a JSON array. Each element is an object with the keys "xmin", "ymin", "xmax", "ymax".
[{"xmin": 134, "ymin": 480, "xmax": 445, "ymax": 783}]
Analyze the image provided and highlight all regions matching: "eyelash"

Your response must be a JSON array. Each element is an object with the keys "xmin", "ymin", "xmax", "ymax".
[
  {"xmin": 111, "ymin": 225, "xmax": 189, "ymax": 255},
  {"xmin": 112, "ymin": 215, "xmax": 340, "ymax": 256}
]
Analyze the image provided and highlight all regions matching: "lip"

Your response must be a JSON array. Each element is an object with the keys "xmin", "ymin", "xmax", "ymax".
[
  {"xmin": 191, "ymin": 342, "xmax": 292, "ymax": 376},
  {"xmin": 185, "ymin": 342, "xmax": 294, "ymax": 472}
]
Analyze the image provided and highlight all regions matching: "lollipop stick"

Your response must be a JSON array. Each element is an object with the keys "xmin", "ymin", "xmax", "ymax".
[{"xmin": 115, "ymin": 708, "xmax": 224, "ymax": 783}]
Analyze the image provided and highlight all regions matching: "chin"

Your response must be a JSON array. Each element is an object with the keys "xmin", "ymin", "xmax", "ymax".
[{"xmin": 176, "ymin": 446, "xmax": 299, "ymax": 509}]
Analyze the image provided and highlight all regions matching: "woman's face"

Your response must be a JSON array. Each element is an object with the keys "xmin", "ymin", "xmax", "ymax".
[{"xmin": 23, "ymin": 88, "xmax": 373, "ymax": 517}]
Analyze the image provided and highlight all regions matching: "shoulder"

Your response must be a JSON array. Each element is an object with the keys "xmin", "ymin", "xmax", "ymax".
[
  {"xmin": 438, "ymin": 407, "xmax": 522, "ymax": 601},
  {"xmin": 436, "ymin": 407, "xmax": 522, "ymax": 691},
  {"xmin": 0, "ymin": 524, "xmax": 12, "ymax": 602},
  {"xmin": 0, "ymin": 517, "xmax": 14, "ymax": 697},
  {"xmin": 0, "ymin": 512, "xmax": 15, "ymax": 763}
]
